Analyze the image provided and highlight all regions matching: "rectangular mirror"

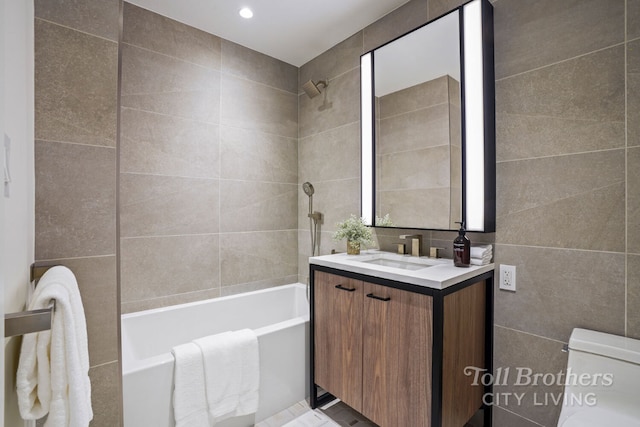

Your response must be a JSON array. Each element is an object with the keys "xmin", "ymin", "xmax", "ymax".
[{"xmin": 361, "ymin": 0, "xmax": 495, "ymax": 232}]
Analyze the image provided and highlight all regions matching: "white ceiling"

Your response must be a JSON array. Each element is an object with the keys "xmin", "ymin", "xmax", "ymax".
[{"xmin": 126, "ymin": 0, "xmax": 410, "ymax": 67}]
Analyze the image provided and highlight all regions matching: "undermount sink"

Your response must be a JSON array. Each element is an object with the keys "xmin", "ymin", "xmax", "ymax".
[{"xmin": 355, "ymin": 253, "xmax": 443, "ymax": 271}]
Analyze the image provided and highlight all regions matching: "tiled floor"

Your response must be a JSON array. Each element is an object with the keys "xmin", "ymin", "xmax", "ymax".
[
  {"xmin": 256, "ymin": 399, "xmax": 378, "ymax": 427},
  {"xmin": 257, "ymin": 399, "xmax": 485, "ymax": 427}
]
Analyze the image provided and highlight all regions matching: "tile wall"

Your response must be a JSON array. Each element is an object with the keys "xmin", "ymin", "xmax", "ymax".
[
  {"xmin": 377, "ymin": 75, "xmax": 461, "ymax": 229},
  {"xmin": 119, "ymin": 4, "xmax": 299, "ymax": 312},
  {"xmin": 33, "ymin": 0, "xmax": 121, "ymax": 425},
  {"xmin": 298, "ymin": 0, "xmax": 639, "ymax": 425}
]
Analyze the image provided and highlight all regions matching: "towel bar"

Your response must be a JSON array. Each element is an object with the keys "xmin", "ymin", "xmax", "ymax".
[{"xmin": 4, "ymin": 262, "xmax": 59, "ymax": 338}]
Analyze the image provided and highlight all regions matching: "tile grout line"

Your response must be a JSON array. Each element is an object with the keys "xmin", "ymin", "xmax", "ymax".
[
  {"xmin": 497, "ymin": 146, "xmax": 626, "ymax": 164},
  {"xmin": 35, "ymin": 16, "xmax": 118, "ymax": 44},
  {"xmin": 624, "ymin": 0, "xmax": 628, "ymax": 337}
]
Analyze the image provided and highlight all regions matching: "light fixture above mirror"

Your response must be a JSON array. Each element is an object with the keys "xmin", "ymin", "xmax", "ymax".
[{"xmin": 361, "ymin": 0, "xmax": 495, "ymax": 232}]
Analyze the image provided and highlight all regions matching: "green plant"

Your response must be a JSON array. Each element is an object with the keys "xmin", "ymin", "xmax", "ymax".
[
  {"xmin": 375, "ymin": 214, "xmax": 394, "ymax": 227},
  {"xmin": 333, "ymin": 214, "xmax": 373, "ymax": 250}
]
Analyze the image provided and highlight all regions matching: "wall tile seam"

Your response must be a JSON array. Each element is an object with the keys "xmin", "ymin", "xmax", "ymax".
[
  {"xmin": 119, "ymin": 106, "xmax": 220, "ymax": 127},
  {"xmin": 496, "ymin": 146, "xmax": 627, "ymax": 164},
  {"xmin": 295, "ymin": 177, "xmax": 360, "ymax": 186},
  {"xmin": 120, "ymin": 41, "xmax": 221, "ymax": 72},
  {"xmin": 493, "ymin": 406, "xmax": 545, "ymax": 427},
  {"xmin": 376, "ymin": 143, "xmax": 451, "ymax": 156},
  {"xmin": 34, "ymin": 254, "xmax": 117, "ymax": 263},
  {"xmin": 35, "ymin": 138, "xmax": 117, "ymax": 151},
  {"xmin": 495, "ymin": 42, "xmax": 627, "ymax": 83},
  {"xmin": 219, "ymin": 178, "xmax": 300, "ymax": 186},
  {"xmin": 34, "ymin": 16, "xmax": 119, "ymax": 44},
  {"xmin": 89, "ymin": 359, "xmax": 120, "ymax": 370},
  {"xmin": 297, "ymin": 120, "xmax": 360, "ymax": 141},
  {"xmin": 494, "ymin": 324, "xmax": 569, "ymax": 346},
  {"xmin": 120, "ymin": 229, "xmax": 299, "ymax": 240},
  {"xmin": 122, "ymin": 289, "xmax": 223, "ymax": 304},
  {"xmin": 119, "ymin": 171, "xmax": 220, "ymax": 181},
  {"xmin": 494, "ymin": 242, "xmax": 627, "ymax": 256},
  {"xmin": 219, "ymin": 123, "xmax": 299, "ymax": 141},
  {"xmin": 495, "ymin": 112, "xmax": 625, "ymax": 125},
  {"xmin": 298, "ymin": 120, "xmax": 361, "ymax": 141},
  {"xmin": 379, "ymin": 101, "xmax": 451, "ymax": 120},
  {"xmin": 221, "ymin": 69, "xmax": 299, "ymax": 96}
]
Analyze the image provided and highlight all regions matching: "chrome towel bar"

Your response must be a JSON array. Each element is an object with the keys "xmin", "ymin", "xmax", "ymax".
[{"xmin": 4, "ymin": 262, "xmax": 59, "ymax": 338}]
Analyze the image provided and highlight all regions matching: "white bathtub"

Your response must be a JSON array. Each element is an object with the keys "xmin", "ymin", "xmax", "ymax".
[{"xmin": 121, "ymin": 283, "xmax": 310, "ymax": 427}]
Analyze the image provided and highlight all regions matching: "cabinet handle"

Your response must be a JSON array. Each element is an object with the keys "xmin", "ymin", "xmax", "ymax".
[
  {"xmin": 366, "ymin": 293, "xmax": 391, "ymax": 302},
  {"xmin": 335, "ymin": 284, "xmax": 356, "ymax": 292}
]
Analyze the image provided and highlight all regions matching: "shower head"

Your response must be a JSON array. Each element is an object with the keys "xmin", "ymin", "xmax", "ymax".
[
  {"xmin": 302, "ymin": 182, "xmax": 314, "ymax": 197},
  {"xmin": 302, "ymin": 80, "xmax": 328, "ymax": 99}
]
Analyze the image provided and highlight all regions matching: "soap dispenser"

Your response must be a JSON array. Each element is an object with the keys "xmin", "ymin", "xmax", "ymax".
[{"xmin": 453, "ymin": 221, "xmax": 470, "ymax": 267}]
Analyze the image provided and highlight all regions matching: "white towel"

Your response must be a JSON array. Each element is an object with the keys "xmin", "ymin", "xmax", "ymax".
[
  {"xmin": 194, "ymin": 329, "xmax": 260, "ymax": 425},
  {"xmin": 470, "ymin": 244, "xmax": 492, "ymax": 259},
  {"xmin": 172, "ymin": 342, "xmax": 210, "ymax": 427},
  {"xmin": 16, "ymin": 266, "xmax": 92, "ymax": 427}
]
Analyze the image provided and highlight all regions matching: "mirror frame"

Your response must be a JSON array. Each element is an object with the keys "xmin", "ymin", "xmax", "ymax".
[{"xmin": 361, "ymin": 0, "xmax": 495, "ymax": 232}]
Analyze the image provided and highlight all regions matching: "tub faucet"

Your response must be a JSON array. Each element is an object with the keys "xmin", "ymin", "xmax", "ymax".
[{"xmin": 399, "ymin": 234, "xmax": 422, "ymax": 257}]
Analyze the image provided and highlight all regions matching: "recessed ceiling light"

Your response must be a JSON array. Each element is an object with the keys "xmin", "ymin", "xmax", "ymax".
[{"xmin": 239, "ymin": 7, "xmax": 253, "ymax": 19}]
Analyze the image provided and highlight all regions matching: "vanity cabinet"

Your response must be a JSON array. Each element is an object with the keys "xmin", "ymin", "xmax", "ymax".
[{"xmin": 310, "ymin": 266, "xmax": 493, "ymax": 427}]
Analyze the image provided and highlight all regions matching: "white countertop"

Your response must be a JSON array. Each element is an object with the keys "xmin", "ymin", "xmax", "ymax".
[{"xmin": 310, "ymin": 250, "xmax": 494, "ymax": 290}]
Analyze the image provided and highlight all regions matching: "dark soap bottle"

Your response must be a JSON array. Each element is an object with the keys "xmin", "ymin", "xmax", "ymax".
[{"xmin": 453, "ymin": 221, "xmax": 470, "ymax": 267}]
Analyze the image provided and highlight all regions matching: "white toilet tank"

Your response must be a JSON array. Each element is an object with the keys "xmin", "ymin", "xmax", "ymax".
[{"xmin": 557, "ymin": 328, "xmax": 640, "ymax": 427}]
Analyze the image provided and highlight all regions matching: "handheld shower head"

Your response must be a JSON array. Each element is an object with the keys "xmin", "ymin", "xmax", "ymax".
[
  {"xmin": 302, "ymin": 182, "xmax": 315, "ymax": 215},
  {"xmin": 302, "ymin": 80, "xmax": 328, "ymax": 99},
  {"xmin": 302, "ymin": 182, "xmax": 314, "ymax": 197}
]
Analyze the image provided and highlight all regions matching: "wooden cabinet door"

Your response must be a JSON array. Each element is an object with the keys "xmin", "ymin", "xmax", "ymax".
[
  {"xmin": 362, "ymin": 282, "xmax": 433, "ymax": 427},
  {"xmin": 314, "ymin": 271, "xmax": 364, "ymax": 412}
]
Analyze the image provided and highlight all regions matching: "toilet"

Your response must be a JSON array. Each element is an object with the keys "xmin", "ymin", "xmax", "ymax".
[{"xmin": 557, "ymin": 328, "xmax": 640, "ymax": 427}]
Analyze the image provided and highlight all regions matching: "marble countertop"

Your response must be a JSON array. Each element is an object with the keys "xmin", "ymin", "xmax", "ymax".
[{"xmin": 310, "ymin": 250, "xmax": 494, "ymax": 290}]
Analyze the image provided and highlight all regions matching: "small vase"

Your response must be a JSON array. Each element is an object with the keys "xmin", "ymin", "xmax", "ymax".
[{"xmin": 347, "ymin": 240, "xmax": 360, "ymax": 255}]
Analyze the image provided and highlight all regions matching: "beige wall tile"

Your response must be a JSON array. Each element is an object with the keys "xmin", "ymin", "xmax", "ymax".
[
  {"xmin": 630, "ymin": 0, "xmax": 640, "ymax": 41},
  {"xmin": 297, "ymin": 178, "xmax": 360, "ymax": 232},
  {"xmin": 120, "ymin": 108, "xmax": 220, "ymax": 178},
  {"xmin": 379, "ymin": 76, "xmax": 449, "ymax": 118},
  {"xmin": 379, "ymin": 188, "xmax": 452, "ymax": 230},
  {"xmin": 35, "ymin": 0, "xmax": 120, "ymax": 41},
  {"xmin": 496, "ymin": 113, "xmax": 625, "ymax": 162},
  {"xmin": 428, "ymin": 0, "xmax": 466, "ymax": 21},
  {"xmin": 378, "ymin": 105, "xmax": 451, "ymax": 154},
  {"xmin": 220, "ymin": 275, "xmax": 300, "ymax": 297},
  {"xmin": 494, "ymin": 0, "xmax": 624, "ymax": 79},
  {"xmin": 121, "ymin": 287, "xmax": 221, "ymax": 314},
  {"xmin": 219, "ymin": 181, "xmax": 297, "ymax": 232},
  {"xmin": 35, "ymin": 19, "xmax": 118, "ymax": 147},
  {"xmin": 493, "ymin": 326, "xmax": 568, "ymax": 427},
  {"xmin": 298, "ymin": 68, "xmax": 360, "ymax": 138},
  {"xmin": 629, "ymin": 40, "xmax": 640, "ymax": 148},
  {"xmin": 629, "ymin": 147, "xmax": 640, "ymax": 254},
  {"xmin": 120, "ymin": 234, "xmax": 220, "ymax": 303},
  {"xmin": 300, "ymin": 32, "xmax": 362, "ymax": 86},
  {"xmin": 35, "ymin": 141, "xmax": 116, "ymax": 260},
  {"xmin": 494, "ymin": 245, "xmax": 625, "ymax": 342},
  {"xmin": 220, "ymin": 230, "xmax": 297, "ymax": 287},
  {"xmin": 89, "ymin": 362, "xmax": 122, "ymax": 427},
  {"xmin": 120, "ymin": 43, "xmax": 221, "ymax": 123},
  {"xmin": 496, "ymin": 46, "xmax": 624, "ymax": 122},
  {"xmin": 120, "ymin": 173, "xmax": 219, "ymax": 238},
  {"xmin": 221, "ymin": 74, "xmax": 298, "ymax": 138},
  {"xmin": 363, "ymin": 0, "xmax": 428, "ymax": 53},
  {"xmin": 628, "ymin": 255, "xmax": 640, "ymax": 339},
  {"xmin": 220, "ymin": 126, "xmax": 297, "ymax": 183},
  {"xmin": 123, "ymin": 2, "xmax": 221, "ymax": 69},
  {"xmin": 492, "ymin": 407, "xmax": 540, "ymax": 427},
  {"xmin": 56, "ymin": 256, "xmax": 118, "ymax": 367},
  {"xmin": 298, "ymin": 123, "xmax": 360, "ymax": 184},
  {"xmin": 496, "ymin": 150, "xmax": 625, "ymax": 252},
  {"xmin": 222, "ymin": 40, "xmax": 298, "ymax": 93},
  {"xmin": 378, "ymin": 145, "xmax": 451, "ymax": 191}
]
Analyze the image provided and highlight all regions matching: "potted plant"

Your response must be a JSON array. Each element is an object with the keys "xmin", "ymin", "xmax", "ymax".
[{"xmin": 333, "ymin": 214, "xmax": 373, "ymax": 255}]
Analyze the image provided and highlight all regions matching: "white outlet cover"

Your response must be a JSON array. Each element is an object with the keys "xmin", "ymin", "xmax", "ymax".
[{"xmin": 499, "ymin": 264, "xmax": 516, "ymax": 292}]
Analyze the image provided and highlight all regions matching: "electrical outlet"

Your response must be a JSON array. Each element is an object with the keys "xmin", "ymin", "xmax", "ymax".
[{"xmin": 500, "ymin": 264, "xmax": 516, "ymax": 291}]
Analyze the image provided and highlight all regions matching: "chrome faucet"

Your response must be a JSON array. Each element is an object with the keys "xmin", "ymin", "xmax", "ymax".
[{"xmin": 399, "ymin": 234, "xmax": 422, "ymax": 257}]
